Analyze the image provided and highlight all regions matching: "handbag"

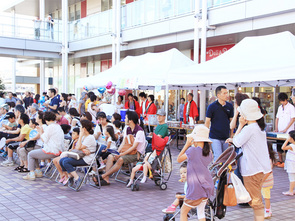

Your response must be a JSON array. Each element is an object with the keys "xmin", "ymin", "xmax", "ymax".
[
  {"xmin": 231, "ymin": 172, "xmax": 251, "ymax": 204},
  {"xmin": 120, "ymin": 135, "xmax": 137, "ymax": 155},
  {"xmin": 60, "ymin": 150, "xmax": 85, "ymax": 160},
  {"xmin": 24, "ymin": 140, "xmax": 37, "ymax": 151},
  {"xmin": 223, "ymin": 172, "xmax": 237, "ymax": 206}
]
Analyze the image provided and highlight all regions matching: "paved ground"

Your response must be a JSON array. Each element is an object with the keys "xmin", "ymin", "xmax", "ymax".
[{"xmin": 0, "ymin": 140, "xmax": 294, "ymax": 221}]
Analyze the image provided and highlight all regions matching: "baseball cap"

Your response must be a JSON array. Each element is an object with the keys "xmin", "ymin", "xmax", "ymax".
[
  {"xmin": 157, "ymin": 109, "xmax": 166, "ymax": 116},
  {"xmin": 0, "ymin": 104, "xmax": 9, "ymax": 111},
  {"xmin": 4, "ymin": 112, "xmax": 15, "ymax": 119}
]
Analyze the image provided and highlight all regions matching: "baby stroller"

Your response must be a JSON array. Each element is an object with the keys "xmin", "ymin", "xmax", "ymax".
[
  {"xmin": 130, "ymin": 136, "xmax": 173, "ymax": 191},
  {"xmin": 164, "ymin": 146, "xmax": 242, "ymax": 221}
]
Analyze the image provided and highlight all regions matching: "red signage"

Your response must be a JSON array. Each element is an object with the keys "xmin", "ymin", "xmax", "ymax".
[
  {"xmin": 191, "ymin": 44, "xmax": 235, "ymax": 62},
  {"xmin": 206, "ymin": 44, "xmax": 235, "ymax": 61}
]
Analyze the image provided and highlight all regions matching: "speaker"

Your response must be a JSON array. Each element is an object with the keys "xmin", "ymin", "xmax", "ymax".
[{"xmin": 48, "ymin": 77, "xmax": 53, "ymax": 85}]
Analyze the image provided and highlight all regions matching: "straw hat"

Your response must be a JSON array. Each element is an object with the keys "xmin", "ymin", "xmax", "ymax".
[
  {"xmin": 238, "ymin": 99, "xmax": 263, "ymax": 121},
  {"xmin": 186, "ymin": 124, "xmax": 212, "ymax": 143}
]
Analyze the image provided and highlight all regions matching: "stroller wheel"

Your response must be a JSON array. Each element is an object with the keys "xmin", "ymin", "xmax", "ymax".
[
  {"xmin": 135, "ymin": 183, "xmax": 139, "ymax": 191},
  {"xmin": 131, "ymin": 184, "xmax": 136, "ymax": 191},
  {"xmin": 163, "ymin": 214, "xmax": 175, "ymax": 221},
  {"xmin": 160, "ymin": 182, "xmax": 167, "ymax": 190},
  {"xmin": 154, "ymin": 179, "xmax": 161, "ymax": 186}
]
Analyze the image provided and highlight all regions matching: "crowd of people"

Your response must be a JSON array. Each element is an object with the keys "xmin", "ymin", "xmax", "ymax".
[{"xmin": 0, "ymin": 86, "xmax": 294, "ymax": 221}]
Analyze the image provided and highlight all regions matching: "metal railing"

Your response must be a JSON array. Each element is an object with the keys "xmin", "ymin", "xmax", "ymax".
[
  {"xmin": 0, "ymin": 0, "xmax": 243, "ymax": 42},
  {"xmin": 0, "ymin": 14, "xmax": 62, "ymax": 42}
]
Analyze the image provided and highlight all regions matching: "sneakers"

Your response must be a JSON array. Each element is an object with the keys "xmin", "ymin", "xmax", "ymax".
[
  {"xmin": 282, "ymin": 191, "xmax": 294, "ymax": 196},
  {"xmin": 72, "ymin": 177, "xmax": 82, "ymax": 188},
  {"xmin": 23, "ymin": 173, "xmax": 36, "ymax": 181},
  {"xmin": 265, "ymin": 209, "xmax": 272, "ymax": 219},
  {"xmin": 126, "ymin": 179, "xmax": 133, "ymax": 188},
  {"xmin": 98, "ymin": 164, "xmax": 106, "ymax": 170},
  {"xmin": 140, "ymin": 176, "xmax": 147, "ymax": 183},
  {"xmin": 1, "ymin": 160, "xmax": 14, "ymax": 167},
  {"xmin": 34, "ymin": 169, "xmax": 43, "ymax": 178},
  {"xmin": 277, "ymin": 162, "xmax": 285, "ymax": 168},
  {"xmin": 162, "ymin": 205, "xmax": 176, "ymax": 214}
]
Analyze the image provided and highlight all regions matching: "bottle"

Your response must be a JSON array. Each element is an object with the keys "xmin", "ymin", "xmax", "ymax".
[{"xmin": 215, "ymin": 180, "xmax": 219, "ymax": 189}]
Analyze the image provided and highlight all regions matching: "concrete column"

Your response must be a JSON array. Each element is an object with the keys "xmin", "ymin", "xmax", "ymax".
[
  {"xmin": 116, "ymin": 0, "xmax": 121, "ymax": 64},
  {"xmin": 62, "ymin": 0, "xmax": 69, "ymax": 93},
  {"xmin": 11, "ymin": 58, "xmax": 16, "ymax": 93},
  {"xmin": 39, "ymin": 0, "xmax": 45, "ymax": 94},
  {"xmin": 194, "ymin": 0, "xmax": 200, "ymax": 63},
  {"xmin": 112, "ymin": 0, "xmax": 117, "ymax": 65},
  {"xmin": 200, "ymin": 0, "xmax": 207, "ymax": 63}
]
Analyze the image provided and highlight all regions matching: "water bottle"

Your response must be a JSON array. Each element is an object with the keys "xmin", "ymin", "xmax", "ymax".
[{"xmin": 215, "ymin": 180, "xmax": 219, "ymax": 189}]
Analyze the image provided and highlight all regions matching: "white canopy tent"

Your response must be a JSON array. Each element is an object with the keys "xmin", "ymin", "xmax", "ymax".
[
  {"xmin": 167, "ymin": 31, "xmax": 295, "ymax": 88},
  {"xmin": 77, "ymin": 48, "xmax": 194, "ymax": 90}
]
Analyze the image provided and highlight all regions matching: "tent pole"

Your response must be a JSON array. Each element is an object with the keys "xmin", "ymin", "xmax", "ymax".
[
  {"xmin": 273, "ymin": 87, "xmax": 276, "ymax": 128},
  {"xmin": 165, "ymin": 84, "xmax": 169, "ymax": 122}
]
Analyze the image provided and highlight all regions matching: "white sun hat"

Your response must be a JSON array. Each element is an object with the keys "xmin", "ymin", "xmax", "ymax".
[
  {"xmin": 186, "ymin": 124, "xmax": 212, "ymax": 143},
  {"xmin": 237, "ymin": 98, "xmax": 263, "ymax": 121}
]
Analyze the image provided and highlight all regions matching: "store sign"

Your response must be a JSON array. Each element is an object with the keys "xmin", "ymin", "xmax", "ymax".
[{"xmin": 206, "ymin": 44, "xmax": 235, "ymax": 61}]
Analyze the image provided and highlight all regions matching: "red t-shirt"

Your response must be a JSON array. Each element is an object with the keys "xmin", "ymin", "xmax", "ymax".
[{"xmin": 57, "ymin": 116, "xmax": 69, "ymax": 125}]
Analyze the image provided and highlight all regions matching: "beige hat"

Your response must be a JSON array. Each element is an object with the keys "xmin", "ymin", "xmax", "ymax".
[
  {"xmin": 238, "ymin": 99, "xmax": 263, "ymax": 121},
  {"xmin": 187, "ymin": 124, "xmax": 212, "ymax": 143}
]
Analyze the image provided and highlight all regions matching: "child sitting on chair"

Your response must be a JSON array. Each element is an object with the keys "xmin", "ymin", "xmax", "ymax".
[
  {"xmin": 126, "ymin": 133, "xmax": 168, "ymax": 187},
  {"xmin": 162, "ymin": 162, "xmax": 187, "ymax": 213}
]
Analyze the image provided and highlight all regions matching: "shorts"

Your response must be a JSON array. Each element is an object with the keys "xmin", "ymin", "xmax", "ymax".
[
  {"xmin": 183, "ymin": 198, "xmax": 205, "ymax": 208},
  {"xmin": 261, "ymin": 186, "xmax": 272, "ymax": 199},
  {"xmin": 121, "ymin": 154, "xmax": 138, "ymax": 164},
  {"xmin": 288, "ymin": 173, "xmax": 295, "ymax": 182},
  {"xmin": 243, "ymin": 173, "xmax": 265, "ymax": 210},
  {"xmin": 7, "ymin": 141, "xmax": 21, "ymax": 150}
]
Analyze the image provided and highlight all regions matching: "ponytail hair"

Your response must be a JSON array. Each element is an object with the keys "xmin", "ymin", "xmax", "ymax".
[
  {"xmin": 81, "ymin": 120, "xmax": 94, "ymax": 134},
  {"xmin": 202, "ymin": 142, "xmax": 211, "ymax": 157},
  {"xmin": 256, "ymin": 117, "xmax": 266, "ymax": 131},
  {"xmin": 106, "ymin": 125, "xmax": 117, "ymax": 141}
]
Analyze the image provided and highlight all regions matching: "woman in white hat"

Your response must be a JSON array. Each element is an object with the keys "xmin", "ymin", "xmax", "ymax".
[
  {"xmin": 177, "ymin": 125, "xmax": 214, "ymax": 221},
  {"xmin": 226, "ymin": 99, "xmax": 272, "ymax": 221}
]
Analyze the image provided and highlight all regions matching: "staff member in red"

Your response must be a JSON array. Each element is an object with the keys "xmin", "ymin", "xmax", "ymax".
[
  {"xmin": 183, "ymin": 93, "xmax": 199, "ymax": 124},
  {"xmin": 125, "ymin": 93, "xmax": 140, "ymax": 117},
  {"xmin": 143, "ymin": 95, "xmax": 157, "ymax": 120},
  {"xmin": 139, "ymin": 92, "xmax": 149, "ymax": 117}
]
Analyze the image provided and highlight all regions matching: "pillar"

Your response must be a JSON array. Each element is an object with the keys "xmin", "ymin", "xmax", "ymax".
[
  {"xmin": 11, "ymin": 59, "xmax": 16, "ymax": 93},
  {"xmin": 200, "ymin": 0, "xmax": 207, "ymax": 63},
  {"xmin": 62, "ymin": 0, "xmax": 69, "ymax": 93},
  {"xmin": 116, "ymin": 0, "xmax": 121, "ymax": 64},
  {"xmin": 199, "ymin": 89, "xmax": 206, "ymax": 121},
  {"xmin": 39, "ymin": 0, "xmax": 45, "ymax": 94},
  {"xmin": 194, "ymin": 0, "xmax": 200, "ymax": 63}
]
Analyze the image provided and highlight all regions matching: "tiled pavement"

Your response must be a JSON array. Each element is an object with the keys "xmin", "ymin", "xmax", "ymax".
[{"xmin": 0, "ymin": 141, "xmax": 294, "ymax": 221}]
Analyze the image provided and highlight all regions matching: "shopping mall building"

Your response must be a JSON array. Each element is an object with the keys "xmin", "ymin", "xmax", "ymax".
[{"xmin": 1, "ymin": 0, "xmax": 295, "ymax": 123}]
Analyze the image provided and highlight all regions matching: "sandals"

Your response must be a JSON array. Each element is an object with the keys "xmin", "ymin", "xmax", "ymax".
[
  {"xmin": 93, "ymin": 175, "xmax": 110, "ymax": 186},
  {"xmin": 14, "ymin": 165, "xmax": 24, "ymax": 171},
  {"xmin": 18, "ymin": 167, "xmax": 29, "ymax": 173}
]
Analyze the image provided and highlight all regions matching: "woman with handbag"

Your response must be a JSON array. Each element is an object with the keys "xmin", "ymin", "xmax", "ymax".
[
  {"xmin": 226, "ymin": 99, "xmax": 272, "ymax": 221},
  {"xmin": 16, "ymin": 111, "xmax": 47, "ymax": 173},
  {"xmin": 59, "ymin": 120, "xmax": 96, "ymax": 188},
  {"xmin": 22, "ymin": 111, "xmax": 65, "ymax": 181}
]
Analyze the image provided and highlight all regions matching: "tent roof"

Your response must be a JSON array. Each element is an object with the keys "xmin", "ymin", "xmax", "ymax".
[
  {"xmin": 77, "ymin": 48, "xmax": 194, "ymax": 90},
  {"xmin": 167, "ymin": 31, "xmax": 295, "ymax": 88}
]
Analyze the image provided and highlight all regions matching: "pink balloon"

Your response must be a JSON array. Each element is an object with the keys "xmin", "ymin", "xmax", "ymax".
[
  {"xmin": 118, "ymin": 89, "xmax": 126, "ymax": 96},
  {"xmin": 106, "ymin": 81, "xmax": 113, "ymax": 89},
  {"xmin": 107, "ymin": 87, "xmax": 116, "ymax": 95}
]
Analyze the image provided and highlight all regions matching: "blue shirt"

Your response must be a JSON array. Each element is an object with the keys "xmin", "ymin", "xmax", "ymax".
[
  {"xmin": 206, "ymin": 100, "xmax": 234, "ymax": 140},
  {"xmin": 49, "ymin": 95, "xmax": 60, "ymax": 112}
]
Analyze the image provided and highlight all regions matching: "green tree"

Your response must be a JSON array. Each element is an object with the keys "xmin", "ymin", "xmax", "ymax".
[{"xmin": 0, "ymin": 78, "xmax": 5, "ymax": 91}]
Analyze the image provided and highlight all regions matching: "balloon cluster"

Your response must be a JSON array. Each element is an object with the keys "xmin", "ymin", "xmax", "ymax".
[{"xmin": 97, "ymin": 81, "xmax": 116, "ymax": 98}]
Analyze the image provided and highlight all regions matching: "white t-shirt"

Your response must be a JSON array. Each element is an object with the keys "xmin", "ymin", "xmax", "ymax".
[
  {"xmin": 107, "ymin": 137, "xmax": 117, "ymax": 150},
  {"xmin": 233, "ymin": 123, "xmax": 272, "ymax": 177},
  {"xmin": 276, "ymin": 102, "xmax": 295, "ymax": 133},
  {"xmin": 82, "ymin": 135, "xmax": 97, "ymax": 165},
  {"xmin": 115, "ymin": 103, "xmax": 124, "ymax": 113},
  {"xmin": 94, "ymin": 123, "xmax": 115, "ymax": 145},
  {"xmin": 41, "ymin": 123, "xmax": 65, "ymax": 155}
]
